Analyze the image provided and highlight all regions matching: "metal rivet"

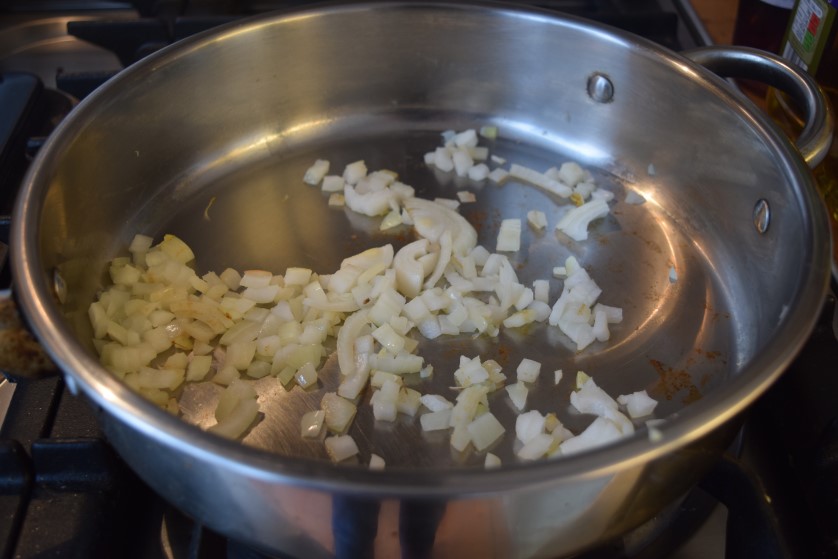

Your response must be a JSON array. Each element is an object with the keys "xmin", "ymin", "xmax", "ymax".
[
  {"xmin": 753, "ymin": 199, "xmax": 770, "ymax": 234},
  {"xmin": 587, "ymin": 73, "xmax": 614, "ymax": 103}
]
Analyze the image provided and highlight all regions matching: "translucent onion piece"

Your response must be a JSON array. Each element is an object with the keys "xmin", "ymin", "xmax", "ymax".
[
  {"xmin": 508, "ymin": 164, "xmax": 572, "ymax": 198},
  {"xmin": 303, "ymin": 159, "xmax": 330, "ymax": 185},
  {"xmin": 321, "ymin": 392, "xmax": 357, "ymax": 434},
  {"xmin": 403, "ymin": 197, "xmax": 477, "ymax": 257},
  {"xmin": 617, "ymin": 390, "xmax": 659, "ymax": 418},
  {"xmin": 336, "ymin": 309, "xmax": 370, "ymax": 377},
  {"xmin": 467, "ymin": 412, "xmax": 505, "ymax": 451},
  {"xmin": 369, "ymin": 454, "xmax": 386, "ymax": 470},
  {"xmin": 516, "ymin": 358, "xmax": 542, "ymax": 383},
  {"xmin": 325, "ymin": 435, "xmax": 360, "ymax": 463},
  {"xmin": 300, "ymin": 410, "xmax": 326, "ymax": 438},
  {"xmin": 555, "ymin": 198, "xmax": 610, "ymax": 241}
]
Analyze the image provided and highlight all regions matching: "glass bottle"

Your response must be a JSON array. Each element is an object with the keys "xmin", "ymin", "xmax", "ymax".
[
  {"xmin": 733, "ymin": 0, "xmax": 796, "ymax": 99},
  {"xmin": 734, "ymin": 0, "xmax": 796, "ymax": 54},
  {"xmin": 769, "ymin": 0, "xmax": 837, "ymax": 270}
]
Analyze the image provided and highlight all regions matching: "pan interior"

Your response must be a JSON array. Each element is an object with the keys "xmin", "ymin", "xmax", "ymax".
[
  {"xmin": 119, "ymin": 121, "xmax": 739, "ymax": 470},
  {"xmin": 31, "ymin": 4, "xmax": 807, "ymax": 473}
]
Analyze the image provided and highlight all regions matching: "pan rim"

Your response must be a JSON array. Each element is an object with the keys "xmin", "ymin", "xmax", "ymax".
[{"xmin": 10, "ymin": 0, "xmax": 832, "ymax": 496}]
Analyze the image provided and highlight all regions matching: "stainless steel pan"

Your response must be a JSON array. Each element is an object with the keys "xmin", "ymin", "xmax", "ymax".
[{"xmin": 9, "ymin": 2, "xmax": 833, "ymax": 557}]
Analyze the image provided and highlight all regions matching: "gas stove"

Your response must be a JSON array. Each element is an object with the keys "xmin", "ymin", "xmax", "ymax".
[{"xmin": 1, "ymin": 2, "xmax": 837, "ymax": 558}]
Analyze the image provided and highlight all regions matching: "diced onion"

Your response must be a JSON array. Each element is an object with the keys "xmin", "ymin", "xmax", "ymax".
[
  {"xmin": 325, "ymin": 435, "xmax": 360, "ymax": 463},
  {"xmin": 509, "ymin": 164, "xmax": 572, "ymax": 198},
  {"xmin": 558, "ymin": 162, "xmax": 587, "ymax": 186},
  {"xmin": 555, "ymin": 198, "xmax": 610, "ymax": 241},
  {"xmin": 397, "ymin": 388, "xmax": 422, "ymax": 417},
  {"xmin": 210, "ymin": 380, "xmax": 259, "ymax": 439},
  {"xmin": 496, "ymin": 219, "xmax": 522, "ymax": 252},
  {"xmin": 467, "ymin": 412, "xmax": 505, "ymax": 451},
  {"xmin": 516, "ymin": 410, "xmax": 546, "ymax": 444},
  {"xmin": 304, "ymin": 159, "xmax": 330, "ymax": 185},
  {"xmin": 617, "ymin": 390, "xmax": 659, "ymax": 418},
  {"xmin": 322, "ymin": 175, "xmax": 345, "ymax": 192},
  {"xmin": 186, "ymin": 355, "xmax": 212, "ymax": 381},
  {"xmin": 294, "ymin": 362, "xmax": 319, "ymax": 389},
  {"xmin": 467, "ymin": 164, "xmax": 490, "ymax": 181},
  {"xmin": 321, "ymin": 392, "xmax": 357, "ymax": 434},
  {"xmin": 343, "ymin": 160, "xmax": 367, "ymax": 185},
  {"xmin": 420, "ymin": 409, "xmax": 452, "ymax": 431},
  {"xmin": 517, "ymin": 433, "xmax": 554, "ymax": 460},
  {"xmin": 488, "ymin": 168, "xmax": 509, "ymax": 184},
  {"xmin": 90, "ymin": 126, "xmax": 650, "ymax": 468},
  {"xmin": 300, "ymin": 410, "xmax": 326, "ymax": 438},
  {"xmin": 369, "ymin": 453, "xmax": 386, "ymax": 470},
  {"xmin": 505, "ymin": 382, "xmax": 528, "ymax": 411},
  {"xmin": 457, "ymin": 191, "xmax": 477, "ymax": 203},
  {"xmin": 516, "ymin": 358, "xmax": 542, "ymax": 383},
  {"xmin": 420, "ymin": 394, "xmax": 453, "ymax": 412},
  {"xmin": 559, "ymin": 417, "xmax": 623, "ymax": 456},
  {"xmin": 527, "ymin": 210, "xmax": 547, "ymax": 230}
]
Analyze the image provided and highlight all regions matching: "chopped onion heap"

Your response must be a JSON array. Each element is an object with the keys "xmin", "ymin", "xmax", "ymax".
[
  {"xmin": 89, "ymin": 127, "xmax": 662, "ymax": 466},
  {"xmin": 548, "ymin": 256, "xmax": 623, "ymax": 351}
]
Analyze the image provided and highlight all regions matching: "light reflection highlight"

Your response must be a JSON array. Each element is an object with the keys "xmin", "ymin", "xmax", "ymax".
[
  {"xmin": 171, "ymin": 117, "xmax": 335, "ymax": 201},
  {"xmin": 497, "ymin": 119, "xmax": 612, "ymax": 163}
]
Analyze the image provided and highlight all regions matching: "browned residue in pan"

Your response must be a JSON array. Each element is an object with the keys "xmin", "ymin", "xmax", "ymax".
[
  {"xmin": 495, "ymin": 345, "xmax": 510, "ymax": 367},
  {"xmin": 442, "ymin": 340, "xmax": 473, "ymax": 359},
  {"xmin": 695, "ymin": 348, "xmax": 723, "ymax": 362},
  {"xmin": 703, "ymin": 302, "xmax": 731, "ymax": 322},
  {"xmin": 370, "ymin": 227, "xmax": 415, "ymax": 246},
  {"xmin": 648, "ymin": 358, "xmax": 703, "ymax": 404},
  {"xmin": 463, "ymin": 208, "xmax": 488, "ymax": 231},
  {"xmin": 490, "ymin": 208, "xmax": 502, "ymax": 230},
  {"xmin": 607, "ymin": 260, "xmax": 624, "ymax": 275},
  {"xmin": 684, "ymin": 348, "xmax": 726, "ymax": 369},
  {"xmin": 627, "ymin": 230, "xmax": 663, "ymax": 255}
]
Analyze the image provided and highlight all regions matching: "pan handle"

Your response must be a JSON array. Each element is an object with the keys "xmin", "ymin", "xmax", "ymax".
[{"xmin": 681, "ymin": 46, "xmax": 834, "ymax": 169}]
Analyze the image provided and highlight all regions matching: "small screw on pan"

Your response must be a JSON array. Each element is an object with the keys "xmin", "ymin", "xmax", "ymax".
[
  {"xmin": 587, "ymin": 73, "xmax": 614, "ymax": 103},
  {"xmin": 753, "ymin": 199, "xmax": 770, "ymax": 234}
]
